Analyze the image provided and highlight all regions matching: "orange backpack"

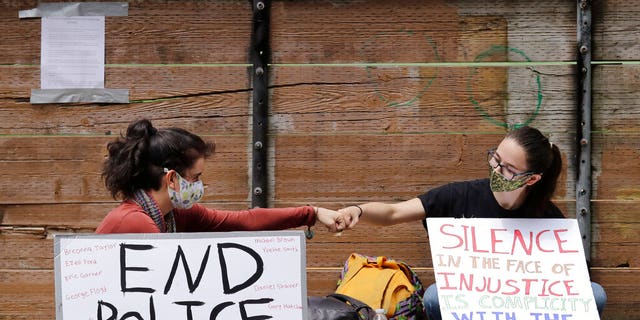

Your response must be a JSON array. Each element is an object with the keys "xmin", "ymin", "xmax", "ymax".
[{"xmin": 335, "ymin": 253, "xmax": 427, "ymax": 319}]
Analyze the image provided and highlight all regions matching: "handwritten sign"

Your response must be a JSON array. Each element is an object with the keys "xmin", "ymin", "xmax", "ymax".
[
  {"xmin": 426, "ymin": 218, "xmax": 599, "ymax": 320},
  {"xmin": 54, "ymin": 231, "xmax": 308, "ymax": 320}
]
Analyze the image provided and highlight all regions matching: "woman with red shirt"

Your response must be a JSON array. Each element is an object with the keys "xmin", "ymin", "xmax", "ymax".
[{"xmin": 96, "ymin": 119, "xmax": 345, "ymax": 235}]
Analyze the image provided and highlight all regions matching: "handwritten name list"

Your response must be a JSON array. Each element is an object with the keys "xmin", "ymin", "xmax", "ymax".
[{"xmin": 55, "ymin": 231, "xmax": 307, "ymax": 320}]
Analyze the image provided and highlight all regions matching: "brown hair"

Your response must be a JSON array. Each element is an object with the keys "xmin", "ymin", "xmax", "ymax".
[
  {"xmin": 506, "ymin": 126, "xmax": 562, "ymax": 216},
  {"xmin": 102, "ymin": 119, "xmax": 215, "ymax": 199}
]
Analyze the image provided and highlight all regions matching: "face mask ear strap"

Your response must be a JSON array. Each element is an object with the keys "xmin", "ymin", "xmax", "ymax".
[{"xmin": 163, "ymin": 168, "xmax": 178, "ymax": 189}]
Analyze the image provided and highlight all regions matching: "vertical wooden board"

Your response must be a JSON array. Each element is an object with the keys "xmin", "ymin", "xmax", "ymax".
[
  {"xmin": 0, "ymin": 1, "xmax": 40, "ymax": 64},
  {"xmin": 0, "ymin": 66, "xmax": 39, "ymax": 98},
  {"xmin": 0, "ymin": 66, "xmax": 250, "ymax": 100},
  {"xmin": 117, "ymin": 1, "xmax": 252, "ymax": 64},
  {"xmin": 290, "ymin": 216, "xmax": 429, "ymax": 244},
  {"xmin": 0, "ymin": 135, "xmax": 249, "ymax": 204},
  {"xmin": 453, "ymin": 0, "xmax": 576, "ymax": 60},
  {"xmin": 270, "ymin": 0, "xmax": 574, "ymax": 63},
  {"xmin": 592, "ymin": 133, "xmax": 640, "ymax": 200},
  {"xmin": 0, "ymin": 134, "xmax": 249, "ymax": 163},
  {"xmin": 591, "ymin": 202, "xmax": 640, "ymax": 268},
  {"xmin": 0, "ymin": 136, "xmax": 108, "ymax": 161},
  {"xmin": 0, "ymin": 270, "xmax": 54, "ymax": 320},
  {"xmin": 0, "ymin": 157, "xmax": 109, "ymax": 204},
  {"xmin": 0, "ymin": 1, "xmax": 575, "ymax": 63},
  {"xmin": 307, "ymin": 269, "xmax": 437, "ymax": 297},
  {"xmin": 300, "ymin": 223, "xmax": 430, "ymax": 269},
  {"xmin": 0, "ymin": 203, "xmax": 117, "ymax": 229},
  {"xmin": 593, "ymin": 0, "xmax": 640, "ymax": 60},
  {"xmin": 592, "ymin": 244, "xmax": 640, "ymax": 269},
  {"xmin": 0, "ymin": 230, "xmax": 51, "ymax": 270},
  {"xmin": 271, "ymin": 0, "xmax": 473, "ymax": 64},
  {"xmin": 270, "ymin": 65, "xmax": 576, "ymax": 134},
  {"xmin": 0, "ymin": 96, "xmax": 251, "ymax": 135},
  {"xmin": 0, "ymin": 201, "xmax": 253, "ymax": 230},
  {"xmin": 271, "ymin": 133, "xmax": 573, "ymax": 202},
  {"xmin": 273, "ymin": 134, "xmax": 494, "ymax": 202},
  {"xmin": 589, "ymin": 268, "xmax": 640, "ymax": 320},
  {"xmin": 306, "ymin": 269, "xmax": 343, "ymax": 296},
  {"xmin": 306, "ymin": 241, "xmax": 431, "ymax": 269},
  {"xmin": 592, "ymin": 66, "xmax": 640, "ymax": 131},
  {"xmin": 270, "ymin": 66, "xmax": 509, "ymax": 134},
  {"xmin": 0, "ymin": 0, "xmax": 252, "ymax": 64},
  {"xmin": 592, "ymin": 65, "xmax": 640, "ymax": 133}
]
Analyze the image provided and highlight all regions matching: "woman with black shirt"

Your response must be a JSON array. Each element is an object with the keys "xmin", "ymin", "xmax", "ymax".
[{"xmin": 339, "ymin": 126, "xmax": 606, "ymax": 319}]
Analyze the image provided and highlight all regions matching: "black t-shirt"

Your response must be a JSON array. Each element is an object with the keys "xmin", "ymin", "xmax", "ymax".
[{"xmin": 418, "ymin": 179, "xmax": 564, "ymax": 230}]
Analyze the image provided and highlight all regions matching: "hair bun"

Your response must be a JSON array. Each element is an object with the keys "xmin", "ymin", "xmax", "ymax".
[{"xmin": 126, "ymin": 119, "xmax": 156, "ymax": 141}]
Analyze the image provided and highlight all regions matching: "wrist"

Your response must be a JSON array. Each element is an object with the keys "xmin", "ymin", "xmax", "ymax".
[
  {"xmin": 353, "ymin": 205, "xmax": 363, "ymax": 218},
  {"xmin": 306, "ymin": 206, "xmax": 318, "ymax": 240}
]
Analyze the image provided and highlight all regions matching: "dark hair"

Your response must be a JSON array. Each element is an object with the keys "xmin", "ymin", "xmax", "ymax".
[
  {"xmin": 506, "ymin": 126, "xmax": 562, "ymax": 216},
  {"xmin": 102, "ymin": 119, "xmax": 215, "ymax": 199}
]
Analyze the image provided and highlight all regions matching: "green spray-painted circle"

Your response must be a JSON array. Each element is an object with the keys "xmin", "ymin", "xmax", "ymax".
[
  {"xmin": 364, "ymin": 30, "xmax": 441, "ymax": 107},
  {"xmin": 467, "ymin": 45, "xmax": 542, "ymax": 129}
]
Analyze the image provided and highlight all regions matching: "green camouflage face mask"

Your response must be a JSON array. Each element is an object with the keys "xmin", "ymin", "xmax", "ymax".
[{"xmin": 489, "ymin": 166, "xmax": 530, "ymax": 192}]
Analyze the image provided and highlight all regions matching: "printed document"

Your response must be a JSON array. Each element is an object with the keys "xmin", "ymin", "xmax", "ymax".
[{"xmin": 41, "ymin": 16, "xmax": 105, "ymax": 89}]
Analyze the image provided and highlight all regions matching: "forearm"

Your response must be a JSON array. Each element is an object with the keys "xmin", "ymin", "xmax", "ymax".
[
  {"xmin": 179, "ymin": 205, "xmax": 315, "ymax": 232},
  {"xmin": 348, "ymin": 198, "xmax": 425, "ymax": 226},
  {"xmin": 354, "ymin": 202, "xmax": 399, "ymax": 225},
  {"xmin": 248, "ymin": 206, "xmax": 316, "ymax": 230}
]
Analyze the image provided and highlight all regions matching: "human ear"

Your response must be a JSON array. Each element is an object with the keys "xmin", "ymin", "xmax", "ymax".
[
  {"xmin": 525, "ymin": 174, "xmax": 542, "ymax": 186},
  {"xmin": 164, "ymin": 169, "xmax": 177, "ymax": 190}
]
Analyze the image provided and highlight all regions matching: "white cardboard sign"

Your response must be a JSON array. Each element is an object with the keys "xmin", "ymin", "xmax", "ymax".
[
  {"xmin": 54, "ymin": 231, "xmax": 308, "ymax": 320},
  {"xmin": 427, "ymin": 218, "xmax": 599, "ymax": 320}
]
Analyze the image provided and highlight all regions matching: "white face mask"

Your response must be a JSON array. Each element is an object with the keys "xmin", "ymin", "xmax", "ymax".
[{"xmin": 166, "ymin": 169, "xmax": 204, "ymax": 209}]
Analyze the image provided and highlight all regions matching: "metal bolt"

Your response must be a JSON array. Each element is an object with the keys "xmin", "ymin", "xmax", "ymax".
[
  {"xmin": 580, "ymin": 138, "xmax": 588, "ymax": 146},
  {"xmin": 256, "ymin": 2, "xmax": 265, "ymax": 10},
  {"xmin": 254, "ymin": 141, "xmax": 263, "ymax": 150},
  {"xmin": 580, "ymin": 0, "xmax": 587, "ymax": 9},
  {"xmin": 580, "ymin": 45, "xmax": 588, "ymax": 54},
  {"xmin": 580, "ymin": 189, "xmax": 586, "ymax": 195},
  {"xmin": 581, "ymin": 67, "xmax": 588, "ymax": 74},
  {"xmin": 254, "ymin": 187, "xmax": 263, "ymax": 195},
  {"xmin": 255, "ymin": 67, "xmax": 264, "ymax": 76},
  {"xmin": 580, "ymin": 208, "xmax": 587, "ymax": 216}
]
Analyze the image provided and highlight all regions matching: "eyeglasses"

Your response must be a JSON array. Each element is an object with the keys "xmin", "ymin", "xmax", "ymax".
[{"xmin": 487, "ymin": 148, "xmax": 534, "ymax": 181}]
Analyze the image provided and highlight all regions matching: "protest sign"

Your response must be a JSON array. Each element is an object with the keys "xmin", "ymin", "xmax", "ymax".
[
  {"xmin": 426, "ymin": 218, "xmax": 599, "ymax": 320},
  {"xmin": 54, "ymin": 231, "xmax": 308, "ymax": 320}
]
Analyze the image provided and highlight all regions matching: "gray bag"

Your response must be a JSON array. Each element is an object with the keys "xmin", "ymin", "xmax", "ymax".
[{"xmin": 307, "ymin": 293, "xmax": 377, "ymax": 320}]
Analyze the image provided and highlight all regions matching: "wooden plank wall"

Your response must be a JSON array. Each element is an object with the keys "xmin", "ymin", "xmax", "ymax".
[{"xmin": 0, "ymin": 1, "xmax": 637, "ymax": 319}]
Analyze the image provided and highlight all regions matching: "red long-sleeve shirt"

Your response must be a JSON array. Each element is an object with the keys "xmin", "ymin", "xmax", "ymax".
[{"xmin": 95, "ymin": 201, "xmax": 316, "ymax": 234}]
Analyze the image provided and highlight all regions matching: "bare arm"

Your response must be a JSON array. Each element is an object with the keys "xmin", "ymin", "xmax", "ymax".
[{"xmin": 340, "ymin": 198, "xmax": 426, "ymax": 228}]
